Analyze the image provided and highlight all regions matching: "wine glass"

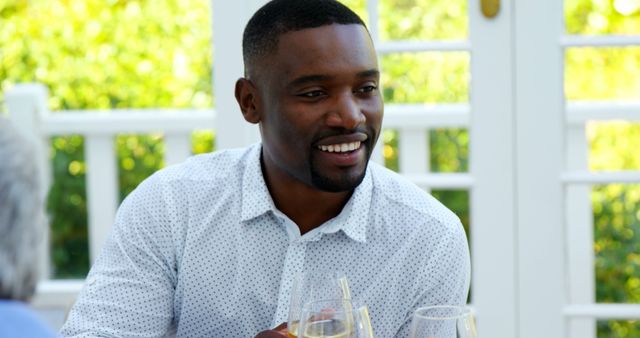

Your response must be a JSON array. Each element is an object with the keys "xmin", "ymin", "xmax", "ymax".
[
  {"xmin": 297, "ymin": 299, "xmax": 373, "ymax": 338},
  {"xmin": 288, "ymin": 271, "xmax": 352, "ymax": 338},
  {"xmin": 408, "ymin": 305, "xmax": 477, "ymax": 338}
]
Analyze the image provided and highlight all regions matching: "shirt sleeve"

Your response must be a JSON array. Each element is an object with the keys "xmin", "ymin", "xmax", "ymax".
[
  {"xmin": 60, "ymin": 176, "xmax": 179, "ymax": 338},
  {"xmin": 394, "ymin": 219, "xmax": 471, "ymax": 338}
]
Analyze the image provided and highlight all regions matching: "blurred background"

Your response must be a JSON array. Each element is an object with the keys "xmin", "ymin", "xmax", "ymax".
[{"xmin": 1, "ymin": 0, "xmax": 639, "ymax": 337}]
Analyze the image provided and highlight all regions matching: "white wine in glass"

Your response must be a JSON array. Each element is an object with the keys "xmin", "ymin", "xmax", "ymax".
[
  {"xmin": 296, "ymin": 299, "xmax": 373, "ymax": 338},
  {"xmin": 288, "ymin": 271, "xmax": 351, "ymax": 338},
  {"xmin": 408, "ymin": 305, "xmax": 477, "ymax": 338}
]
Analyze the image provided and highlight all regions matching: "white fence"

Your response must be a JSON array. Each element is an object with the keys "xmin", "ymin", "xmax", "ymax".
[
  {"xmin": 5, "ymin": 82, "xmax": 475, "ymax": 329},
  {"xmin": 5, "ymin": 83, "xmax": 217, "ymax": 325}
]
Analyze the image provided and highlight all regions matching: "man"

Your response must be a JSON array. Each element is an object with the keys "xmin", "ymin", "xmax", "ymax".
[
  {"xmin": 62, "ymin": 1, "xmax": 470, "ymax": 337},
  {"xmin": 0, "ymin": 119, "xmax": 58, "ymax": 337}
]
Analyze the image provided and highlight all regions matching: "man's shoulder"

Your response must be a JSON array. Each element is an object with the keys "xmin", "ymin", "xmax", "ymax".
[
  {"xmin": 122, "ymin": 145, "xmax": 257, "ymax": 205},
  {"xmin": 368, "ymin": 162, "xmax": 461, "ymax": 230},
  {"xmin": 152, "ymin": 145, "xmax": 256, "ymax": 184}
]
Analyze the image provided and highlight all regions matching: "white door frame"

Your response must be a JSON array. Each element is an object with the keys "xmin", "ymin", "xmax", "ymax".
[
  {"xmin": 514, "ymin": 0, "xmax": 566, "ymax": 337},
  {"xmin": 212, "ymin": 1, "xmax": 568, "ymax": 337},
  {"xmin": 469, "ymin": 0, "xmax": 519, "ymax": 336}
]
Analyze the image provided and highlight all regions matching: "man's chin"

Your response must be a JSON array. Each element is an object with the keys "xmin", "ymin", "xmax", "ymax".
[{"xmin": 310, "ymin": 169, "xmax": 367, "ymax": 192}]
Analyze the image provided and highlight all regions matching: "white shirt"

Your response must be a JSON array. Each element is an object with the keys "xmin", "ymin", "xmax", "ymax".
[{"xmin": 61, "ymin": 143, "xmax": 470, "ymax": 338}]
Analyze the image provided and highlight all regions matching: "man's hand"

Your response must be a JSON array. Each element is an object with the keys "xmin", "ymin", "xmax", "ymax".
[{"xmin": 254, "ymin": 322, "xmax": 288, "ymax": 338}]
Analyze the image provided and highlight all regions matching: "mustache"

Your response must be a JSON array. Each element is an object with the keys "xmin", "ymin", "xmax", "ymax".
[{"xmin": 312, "ymin": 126, "xmax": 371, "ymax": 143}]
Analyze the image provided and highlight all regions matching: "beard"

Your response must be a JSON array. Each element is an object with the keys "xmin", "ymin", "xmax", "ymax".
[
  {"xmin": 308, "ymin": 139, "xmax": 373, "ymax": 192},
  {"xmin": 310, "ymin": 165, "xmax": 368, "ymax": 192}
]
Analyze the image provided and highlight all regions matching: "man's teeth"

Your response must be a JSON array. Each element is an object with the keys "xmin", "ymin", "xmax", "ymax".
[{"xmin": 318, "ymin": 141, "xmax": 361, "ymax": 153}]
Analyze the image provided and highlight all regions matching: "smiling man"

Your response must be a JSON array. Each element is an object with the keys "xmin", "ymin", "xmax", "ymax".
[
  {"xmin": 61, "ymin": 1, "xmax": 470, "ymax": 337},
  {"xmin": 236, "ymin": 17, "xmax": 383, "ymax": 235}
]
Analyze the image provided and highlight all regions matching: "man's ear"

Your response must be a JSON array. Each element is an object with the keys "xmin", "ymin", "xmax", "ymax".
[{"xmin": 235, "ymin": 78, "xmax": 261, "ymax": 124}]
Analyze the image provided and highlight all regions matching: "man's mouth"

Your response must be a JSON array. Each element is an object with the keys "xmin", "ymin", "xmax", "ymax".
[{"xmin": 316, "ymin": 141, "xmax": 362, "ymax": 153}]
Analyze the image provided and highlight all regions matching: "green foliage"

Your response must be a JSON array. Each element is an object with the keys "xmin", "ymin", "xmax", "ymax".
[
  {"xmin": 594, "ymin": 184, "xmax": 640, "ymax": 303},
  {"xmin": 598, "ymin": 320, "xmax": 640, "ymax": 338},
  {"xmin": 192, "ymin": 130, "xmax": 215, "ymax": 154},
  {"xmin": 566, "ymin": 2, "xmax": 640, "ymax": 336},
  {"xmin": 593, "ymin": 183, "xmax": 640, "ymax": 337},
  {"xmin": 565, "ymin": 0, "xmax": 640, "ymax": 35},
  {"xmin": 47, "ymin": 135, "xmax": 89, "ymax": 278},
  {"xmin": 589, "ymin": 122, "xmax": 640, "ymax": 170},
  {"xmin": 383, "ymin": 129, "xmax": 400, "ymax": 171},
  {"xmin": 378, "ymin": 0, "xmax": 467, "ymax": 40},
  {"xmin": 0, "ymin": 0, "xmax": 213, "ymax": 278},
  {"xmin": 116, "ymin": 134, "xmax": 165, "ymax": 200},
  {"xmin": 589, "ymin": 122, "xmax": 640, "ymax": 337},
  {"xmin": 564, "ymin": 0, "xmax": 640, "ymax": 100},
  {"xmin": 381, "ymin": 52, "xmax": 469, "ymax": 104},
  {"xmin": 1, "ymin": 0, "xmax": 212, "ymax": 110},
  {"xmin": 430, "ymin": 128, "xmax": 468, "ymax": 173},
  {"xmin": 566, "ymin": 47, "xmax": 640, "ymax": 101}
]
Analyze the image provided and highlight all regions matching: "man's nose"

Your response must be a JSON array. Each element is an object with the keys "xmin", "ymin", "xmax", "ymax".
[{"xmin": 326, "ymin": 93, "xmax": 366, "ymax": 129}]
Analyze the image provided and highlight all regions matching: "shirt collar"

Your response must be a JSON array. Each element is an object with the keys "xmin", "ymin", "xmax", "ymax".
[
  {"xmin": 240, "ymin": 144, "xmax": 275, "ymax": 222},
  {"xmin": 240, "ymin": 143, "xmax": 372, "ymax": 243},
  {"xmin": 332, "ymin": 166, "xmax": 371, "ymax": 243}
]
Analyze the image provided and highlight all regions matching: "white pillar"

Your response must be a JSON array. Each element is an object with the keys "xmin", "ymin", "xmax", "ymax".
[
  {"xmin": 514, "ymin": 0, "xmax": 566, "ymax": 337},
  {"xmin": 211, "ymin": 0, "xmax": 267, "ymax": 150},
  {"xmin": 469, "ymin": 0, "xmax": 518, "ymax": 337},
  {"xmin": 83, "ymin": 134, "xmax": 119, "ymax": 263},
  {"xmin": 566, "ymin": 126, "xmax": 596, "ymax": 338},
  {"xmin": 164, "ymin": 133, "xmax": 193, "ymax": 166},
  {"xmin": 399, "ymin": 128, "xmax": 429, "ymax": 191}
]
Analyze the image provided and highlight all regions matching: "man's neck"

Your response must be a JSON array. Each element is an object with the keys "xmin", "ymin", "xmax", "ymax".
[
  {"xmin": 261, "ymin": 164, "xmax": 353, "ymax": 235},
  {"xmin": 272, "ymin": 184, "xmax": 353, "ymax": 235}
]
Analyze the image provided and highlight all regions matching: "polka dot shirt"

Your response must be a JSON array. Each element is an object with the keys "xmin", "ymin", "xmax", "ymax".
[{"xmin": 61, "ymin": 143, "xmax": 470, "ymax": 338}]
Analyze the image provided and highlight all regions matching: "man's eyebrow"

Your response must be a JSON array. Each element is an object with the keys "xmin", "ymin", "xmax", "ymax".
[
  {"xmin": 287, "ymin": 75, "xmax": 332, "ymax": 89},
  {"xmin": 357, "ymin": 69, "xmax": 380, "ymax": 79},
  {"xmin": 286, "ymin": 69, "xmax": 380, "ymax": 89}
]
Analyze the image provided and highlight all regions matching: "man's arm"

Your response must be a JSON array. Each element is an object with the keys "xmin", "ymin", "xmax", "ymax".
[
  {"xmin": 60, "ymin": 177, "xmax": 178, "ymax": 337},
  {"xmin": 394, "ymin": 220, "xmax": 471, "ymax": 338}
]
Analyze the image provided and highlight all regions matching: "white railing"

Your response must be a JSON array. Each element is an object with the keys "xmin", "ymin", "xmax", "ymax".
[
  {"xmin": 5, "ymin": 83, "xmax": 217, "ymax": 322},
  {"xmin": 9, "ymin": 76, "xmax": 639, "ymax": 338},
  {"xmin": 562, "ymin": 27, "xmax": 640, "ymax": 337},
  {"xmin": 6, "ymin": 83, "xmax": 473, "ymax": 323}
]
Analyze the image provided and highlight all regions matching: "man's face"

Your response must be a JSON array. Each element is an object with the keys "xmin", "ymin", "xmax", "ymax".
[{"xmin": 254, "ymin": 24, "xmax": 383, "ymax": 192}]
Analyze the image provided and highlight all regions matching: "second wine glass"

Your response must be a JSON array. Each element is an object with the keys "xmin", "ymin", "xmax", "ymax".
[
  {"xmin": 297, "ymin": 299, "xmax": 373, "ymax": 338},
  {"xmin": 408, "ymin": 305, "xmax": 477, "ymax": 338},
  {"xmin": 288, "ymin": 271, "xmax": 352, "ymax": 338}
]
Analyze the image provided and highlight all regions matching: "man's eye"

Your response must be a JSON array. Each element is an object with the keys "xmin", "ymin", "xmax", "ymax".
[
  {"xmin": 298, "ymin": 91, "xmax": 324, "ymax": 98},
  {"xmin": 356, "ymin": 85, "xmax": 377, "ymax": 94}
]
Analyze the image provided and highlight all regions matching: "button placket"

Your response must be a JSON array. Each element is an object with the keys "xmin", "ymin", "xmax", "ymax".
[{"xmin": 272, "ymin": 219, "xmax": 306, "ymax": 327}]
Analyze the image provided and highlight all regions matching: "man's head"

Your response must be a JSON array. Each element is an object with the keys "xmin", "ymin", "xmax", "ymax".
[
  {"xmin": 236, "ymin": 0, "xmax": 383, "ymax": 194},
  {"xmin": 242, "ymin": 0, "xmax": 367, "ymax": 80},
  {"xmin": 0, "ymin": 119, "xmax": 46, "ymax": 301}
]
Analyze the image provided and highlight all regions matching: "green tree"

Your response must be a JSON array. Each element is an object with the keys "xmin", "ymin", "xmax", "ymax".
[
  {"xmin": 566, "ymin": 0, "xmax": 640, "ymax": 336},
  {"xmin": 0, "ymin": 0, "xmax": 213, "ymax": 277}
]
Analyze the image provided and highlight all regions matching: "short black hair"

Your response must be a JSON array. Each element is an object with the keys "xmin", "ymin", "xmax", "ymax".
[{"xmin": 242, "ymin": 0, "xmax": 367, "ymax": 78}]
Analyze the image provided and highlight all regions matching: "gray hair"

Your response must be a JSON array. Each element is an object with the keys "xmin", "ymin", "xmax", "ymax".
[{"xmin": 0, "ymin": 118, "xmax": 47, "ymax": 301}]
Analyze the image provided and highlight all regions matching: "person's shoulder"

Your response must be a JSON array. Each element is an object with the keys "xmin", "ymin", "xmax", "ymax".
[
  {"xmin": 144, "ymin": 145, "xmax": 256, "ymax": 187},
  {"xmin": 120, "ymin": 145, "xmax": 257, "ymax": 205},
  {"xmin": 139, "ymin": 146, "xmax": 256, "ymax": 193},
  {"xmin": 369, "ymin": 162, "xmax": 461, "ymax": 230},
  {"xmin": 0, "ymin": 300, "xmax": 58, "ymax": 338}
]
